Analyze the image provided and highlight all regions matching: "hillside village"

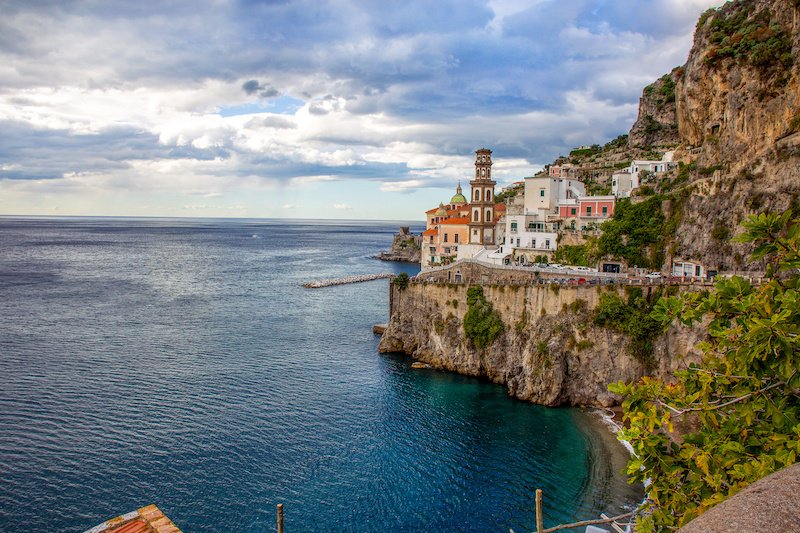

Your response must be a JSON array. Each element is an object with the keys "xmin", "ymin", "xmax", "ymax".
[
  {"xmin": 417, "ymin": 0, "xmax": 800, "ymax": 281},
  {"xmin": 420, "ymin": 145, "xmax": 690, "ymax": 277}
]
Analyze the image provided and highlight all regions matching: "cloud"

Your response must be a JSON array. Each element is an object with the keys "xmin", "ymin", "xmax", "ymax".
[
  {"xmin": 333, "ymin": 203, "xmax": 352, "ymax": 210},
  {"xmin": 0, "ymin": 0, "xmax": 723, "ymax": 218},
  {"xmin": 242, "ymin": 79, "xmax": 280, "ymax": 98}
]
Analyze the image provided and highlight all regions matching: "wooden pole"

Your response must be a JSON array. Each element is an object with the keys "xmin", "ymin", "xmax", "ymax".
[
  {"xmin": 535, "ymin": 489, "xmax": 543, "ymax": 533},
  {"xmin": 277, "ymin": 503, "xmax": 284, "ymax": 533}
]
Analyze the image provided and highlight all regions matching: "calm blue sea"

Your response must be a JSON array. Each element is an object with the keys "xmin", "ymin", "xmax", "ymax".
[{"xmin": 0, "ymin": 217, "xmax": 640, "ymax": 532}]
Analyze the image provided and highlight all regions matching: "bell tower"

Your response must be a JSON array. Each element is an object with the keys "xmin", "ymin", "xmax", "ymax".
[{"xmin": 468, "ymin": 148, "xmax": 496, "ymax": 245}]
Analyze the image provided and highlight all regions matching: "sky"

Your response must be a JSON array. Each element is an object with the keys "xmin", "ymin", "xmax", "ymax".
[{"xmin": 0, "ymin": 0, "xmax": 722, "ymax": 221}]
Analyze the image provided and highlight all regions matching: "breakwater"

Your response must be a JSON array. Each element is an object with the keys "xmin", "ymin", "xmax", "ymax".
[{"xmin": 302, "ymin": 273, "xmax": 393, "ymax": 288}]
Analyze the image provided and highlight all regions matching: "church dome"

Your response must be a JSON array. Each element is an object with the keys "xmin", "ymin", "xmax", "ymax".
[
  {"xmin": 449, "ymin": 183, "xmax": 467, "ymax": 205},
  {"xmin": 435, "ymin": 203, "xmax": 447, "ymax": 216}
]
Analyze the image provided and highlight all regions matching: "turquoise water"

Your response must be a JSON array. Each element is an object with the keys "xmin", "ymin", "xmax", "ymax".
[{"xmin": 0, "ymin": 218, "xmax": 640, "ymax": 532}]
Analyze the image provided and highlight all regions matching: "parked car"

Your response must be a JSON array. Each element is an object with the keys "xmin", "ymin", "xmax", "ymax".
[
  {"xmin": 645, "ymin": 272, "xmax": 663, "ymax": 279},
  {"xmin": 549, "ymin": 263, "xmax": 564, "ymax": 269},
  {"xmin": 572, "ymin": 266, "xmax": 596, "ymax": 273}
]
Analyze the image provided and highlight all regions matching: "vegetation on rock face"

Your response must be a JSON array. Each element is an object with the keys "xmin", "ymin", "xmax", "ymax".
[
  {"xmin": 463, "ymin": 286, "xmax": 504, "ymax": 348},
  {"xmin": 610, "ymin": 211, "xmax": 800, "ymax": 531},
  {"xmin": 597, "ymin": 195, "xmax": 680, "ymax": 269},
  {"xmin": 593, "ymin": 288, "xmax": 663, "ymax": 366},
  {"xmin": 495, "ymin": 182, "xmax": 524, "ymax": 203},
  {"xmin": 643, "ymin": 72, "xmax": 677, "ymax": 111},
  {"xmin": 702, "ymin": 2, "xmax": 794, "ymax": 74}
]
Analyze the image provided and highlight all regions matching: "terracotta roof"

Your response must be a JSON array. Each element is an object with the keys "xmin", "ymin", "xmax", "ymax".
[
  {"xmin": 426, "ymin": 207, "xmax": 440, "ymax": 214},
  {"xmin": 495, "ymin": 204, "xmax": 507, "ymax": 211},
  {"xmin": 84, "ymin": 504, "xmax": 181, "ymax": 533},
  {"xmin": 439, "ymin": 217, "xmax": 470, "ymax": 225},
  {"xmin": 422, "ymin": 228, "xmax": 438, "ymax": 236},
  {"xmin": 446, "ymin": 209, "xmax": 464, "ymax": 216}
]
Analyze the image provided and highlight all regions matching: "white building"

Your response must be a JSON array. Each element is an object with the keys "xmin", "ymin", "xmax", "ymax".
[
  {"xmin": 612, "ymin": 170, "xmax": 636, "ymax": 198},
  {"xmin": 523, "ymin": 175, "xmax": 585, "ymax": 218},
  {"xmin": 614, "ymin": 152, "xmax": 677, "ymax": 197}
]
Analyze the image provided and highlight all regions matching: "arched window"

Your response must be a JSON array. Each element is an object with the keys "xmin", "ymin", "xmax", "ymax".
[
  {"xmin": 481, "ymin": 168, "xmax": 485, "ymax": 177},
  {"xmin": 473, "ymin": 210, "xmax": 479, "ymax": 222},
  {"xmin": 486, "ymin": 190, "xmax": 492, "ymax": 201},
  {"xmin": 474, "ymin": 190, "xmax": 480, "ymax": 201},
  {"xmin": 485, "ymin": 209, "xmax": 492, "ymax": 222}
]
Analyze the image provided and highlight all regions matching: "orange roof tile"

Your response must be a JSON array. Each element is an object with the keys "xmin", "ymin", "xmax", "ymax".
[
  {"xmin": 494, "ymin": 203, "xmax": 506, "ymax": 211},
  {"xmin": 85, "ymin": 504, "xmax": 181, "ymax": 533},
  {"xmin": 422, "ymin": 228, "xmax": 438, "ymax": 236},
  {"xmin": 439, "ymin": 217, "xmax": 470, "ymax": 225}
]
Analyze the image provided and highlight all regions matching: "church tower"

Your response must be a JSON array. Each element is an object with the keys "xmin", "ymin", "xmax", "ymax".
[{"xmin": 468, "ymin": 148, "xmax": 496, "ymax": 245}]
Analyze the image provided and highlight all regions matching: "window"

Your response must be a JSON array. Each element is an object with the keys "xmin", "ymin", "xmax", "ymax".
[
  {"xmin": 474, "ymin": 190, "xmax": 480, "ymax": 201},
  {"xmin": 429, "ymin": 236, "xmax": 434, "ymax": 243},
  {"xmin": 481, "ymin": 168, "xmax": 485, "ymax": 176},
  {"xmin": 473, "ymin": 210, "xmax": 479, "ymax": 222},
  {"xmin": 454, "ymin": 234, "xmax": 459, "ymax": 243},
  {"xmin": 602, "ymin": 206, "xmax": 608, "ymax": 215},
  {"xmin": 510, "ymin": 222, "xmax": 518, "ymax": 232},
  {"xmin": 486, "ymin": 190, "xmax": 491, "ymax": 201},
  {"xmin": 485, "ymin": 209, "xmax": 492, "ymax": 222},
  {"xmin": 545, "ymin": 239, "xmax": 550, "ymax": 248},
  {"xmin": 540, "ymin": 189, "xmax": 545, "ymax": 197},
  {"xmin": 444, "ymin": 234, "xmax": 448, "ymax": 243},
  {"xmin": 571, "ymin": 208, "xmax": 576, "ymax": 215},
  {"xmin": 586, "ymin": 206, "xmax": 592, "ymax": 215}
]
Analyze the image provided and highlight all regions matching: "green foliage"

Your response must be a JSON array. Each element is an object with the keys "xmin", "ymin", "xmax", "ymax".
[
  {"xmin": 603, "ymin": 134, "xmax": 629, "ymax": 151},
  {"xmin": 598, "ymin": 196, "xmax": 675, "ymax": 269},
  {"xmin": 553, "ymin": 244, "xmax": 589, "ymax": 267},
  {"xmin": 394, "ymin": 272, "xmax": 410, "ymax": 291},
  {"xmin": 704, "ymin": 3, "xmax": 794, "ymax": 73},
  {"xmin": 495, "ymin": 182, "xmax": 524, "ymax": 203},
  {"xmin": 593, "ymin": 291, "xmax": 661, "ymax": 365},
  {"xmin": 642, "ymin": 115, "xmax": 664, "ymax": 135},
  {"xmin": 711, "ymin": 221, "xmax": 730, "ymax": 242},
  {"xmin": 611, "ymin": 210, "xmax": 800, "ymax": 531},
  {"xmin": 570, "ymin": 144, "xmax": 602, "ymax": 158},
  {"xmin": 463, "ymin": 286, "xmax": 504, "ymax": 349},
  {"xmin": 698, "ymin": 164, "xmax": 724, "ymax": 176}
]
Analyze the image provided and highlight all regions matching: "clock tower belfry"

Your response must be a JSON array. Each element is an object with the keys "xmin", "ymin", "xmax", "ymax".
[{"xmin": 468, "ymin": 148, "xmax": 496, "ymax": 245}]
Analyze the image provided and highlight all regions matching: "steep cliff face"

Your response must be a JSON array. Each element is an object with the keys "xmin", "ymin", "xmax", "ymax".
[
  {"xmin": 676, "ymin": 0, "xmax": 800, "ymax": 168},
  {"xmin": 379, "ymin": 283, "xmax": 703, "ymax": 407},
  {"xmin": 637, "ymin": 0, "xmax": 800, "ymax": 270},
  {"xmin": 628, "ymin": 71, "xmax": 681, "ymax": 148}
]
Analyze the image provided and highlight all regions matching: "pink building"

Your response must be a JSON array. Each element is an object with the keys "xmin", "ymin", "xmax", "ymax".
[{"xmin": 557, "ymin": 195, "xmax": 615, "ymax": 226}]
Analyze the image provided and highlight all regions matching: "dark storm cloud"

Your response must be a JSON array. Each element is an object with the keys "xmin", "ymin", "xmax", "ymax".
[{"xmin": 242, "ymin": 80, "xmax": 280, "ymax": 98}]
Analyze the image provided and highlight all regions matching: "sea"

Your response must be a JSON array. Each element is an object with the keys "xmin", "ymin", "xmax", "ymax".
[{"xmin": 0, "ymin": 217, "xmax": 641, "ymax": 532}]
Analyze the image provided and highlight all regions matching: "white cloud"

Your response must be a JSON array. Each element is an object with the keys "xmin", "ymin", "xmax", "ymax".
[
  {"xmin": 0, "ymin": 0, "xmax": 723, "ymax": 218},
  {"xmin": 333, "ymin": 203, "xmax": 353, "ymax": 210}
]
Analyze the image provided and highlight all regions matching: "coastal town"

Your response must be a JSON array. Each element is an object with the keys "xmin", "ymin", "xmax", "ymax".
[{"xmin": 413, "ymin": 147, "xmax": 711, "ymax": 281}]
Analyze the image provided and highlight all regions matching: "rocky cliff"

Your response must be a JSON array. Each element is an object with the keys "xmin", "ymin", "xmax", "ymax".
[
  {"xmin": 628, "ymin": 70, "xmax": 681, "ymax": 148},
  {"xmin": 629, "ymin": 0, "xmax": 800, "ymax": 271},
  {"xmin": 375, "ymin": 227, "xmax": 421, "ymax": 263},
  {"xmin": 379, "ymin": 281, "xmax": 704, "ymax": 407}
]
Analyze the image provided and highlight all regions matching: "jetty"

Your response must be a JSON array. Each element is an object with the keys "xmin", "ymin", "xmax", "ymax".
[{"xmin": 303, "ymin": 273, "xmax": 393, "ymax": 288}]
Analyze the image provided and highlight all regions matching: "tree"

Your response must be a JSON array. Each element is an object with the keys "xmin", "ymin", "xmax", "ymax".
[
  {"xmin": 394, "ymin": 272, "xmax": 410, "ymax": 291},
  {"xmin": 610, "ymin": 211, "xmax": 800, "ymax": 531}
]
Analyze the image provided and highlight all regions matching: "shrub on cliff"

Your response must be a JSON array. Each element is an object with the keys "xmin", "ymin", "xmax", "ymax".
[
  {"xmin": 610, "ymin": 210, "xmax": 800, "ymax": 531},
  {"xmin": 463, "ymin": 286, "xmax": 504, "ymax": 349}
]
